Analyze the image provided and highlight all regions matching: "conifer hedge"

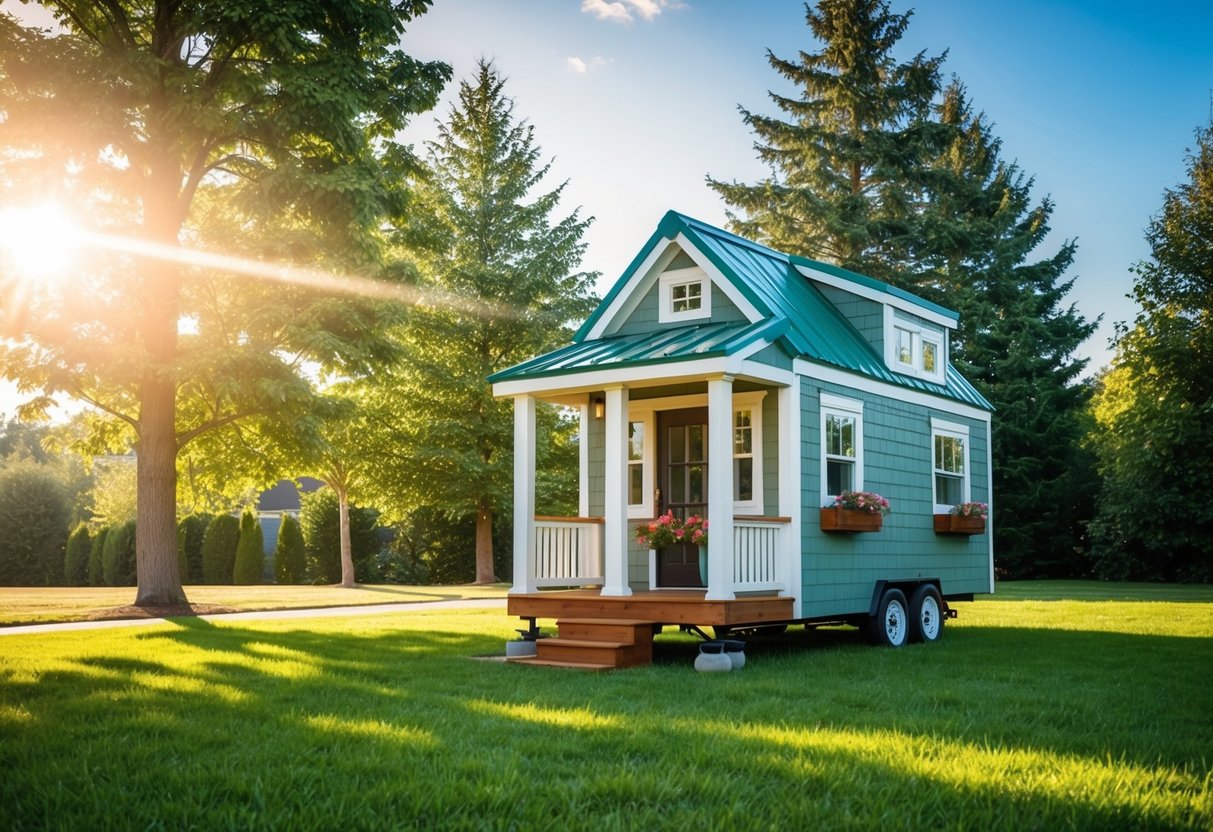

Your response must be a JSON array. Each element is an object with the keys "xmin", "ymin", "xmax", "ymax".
[
  {"xmin": 200, "ymin": 514, "xmax": 239, "ymax": 585},
  {"xmin": 64, "ymin": 524, "xmax": 91, "ymax": 586},
  {"xmin": 233, "ymin": 510, "xmax": 264, "ymax": 584},
  {"xmin": 274, "ymin": 514, "xmax": 306, "ymax": 584}
]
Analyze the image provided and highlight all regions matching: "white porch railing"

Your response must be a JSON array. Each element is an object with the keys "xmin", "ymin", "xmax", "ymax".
[
  {"xmin": 731, "ymin": 516, "xmax": 790, "ymax": 593},
  {"xmin": 532, "ymin": 516, "xmax": 604, "ymax": 588}
]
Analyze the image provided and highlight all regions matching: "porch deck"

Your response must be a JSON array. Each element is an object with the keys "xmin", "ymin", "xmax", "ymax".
[{"xmin": 507, "ymin": 589, "xmax": 795, "ymax": 628}]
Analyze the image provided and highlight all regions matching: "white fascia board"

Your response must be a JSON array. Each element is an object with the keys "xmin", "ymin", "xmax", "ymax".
[
  {"xmin": 793, "ymin": 358, "xmax": 991, "ymax": 425},
  {"xmin": 795, "ymin": 263, "xmax": 957, "ymax": 330},
  {"xmin": 491, "ymin": 357, "xmax": 793, "ymax": 400},
  {"xmin": 586, "ymin": 243, "xmax": 679, "ymax": 340}
]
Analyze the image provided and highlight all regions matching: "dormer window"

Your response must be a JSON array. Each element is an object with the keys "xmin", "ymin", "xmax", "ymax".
[
  {"xmin": 885, "ymin": 308, "xmax": 946, "ymax": 384},
  {"xmin": 659, "ymin": 266, "xmax": 711, "ymax": 324}
]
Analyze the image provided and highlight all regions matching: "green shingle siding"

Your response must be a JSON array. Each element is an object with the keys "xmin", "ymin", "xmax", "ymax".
[
  {"xmin": 798, "ymin": 379, "xmax": 990, "ymax": 617},
  {"xmin": 816, "ymin": 284, "xmax": 885, "ymax": 351}
]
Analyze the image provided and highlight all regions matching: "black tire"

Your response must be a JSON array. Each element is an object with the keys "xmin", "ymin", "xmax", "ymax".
[
  {"xmin": 909, "ymin": 584, "xmax": 944, "ymax": 644},
  {"xmin": 863, "ymin": 588, "xmax": 909, "ymax": 647}
]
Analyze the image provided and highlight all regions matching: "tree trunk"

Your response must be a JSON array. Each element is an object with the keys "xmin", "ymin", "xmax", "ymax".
[
  {"xmin": 474, "ymin": 496, "xmax": 496, "ymax": 584},
  {"xmin": 337, "ymin": 485, "xmax": 355, "ymax": 588},
  {"xmin": 133, "ymin": 373, "xmax": 187, "ymax": 606}
]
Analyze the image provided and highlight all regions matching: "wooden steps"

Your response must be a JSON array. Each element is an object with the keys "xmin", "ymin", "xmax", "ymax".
[{"xmin": 509, "ymin": 618, "xmax": 655, "ymax": 670}]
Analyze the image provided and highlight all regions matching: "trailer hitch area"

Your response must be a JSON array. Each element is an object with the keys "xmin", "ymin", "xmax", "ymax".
[
  {"xmin": 515, "ymin": 618, "xmax": 546, "ymax": 641},
  {"xmin": 943, "ymin": 606, "xmax": 958, "ymax": 620}
]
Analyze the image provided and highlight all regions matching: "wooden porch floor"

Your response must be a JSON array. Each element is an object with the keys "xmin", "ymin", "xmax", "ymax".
[{"xmin": 507, "ymin": 589, "xmax": 794, "ymax": 628}]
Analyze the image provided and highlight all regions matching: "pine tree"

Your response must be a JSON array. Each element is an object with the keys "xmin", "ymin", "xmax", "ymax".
[
  {"xmin": 64, "ymin": 524, "xmax": 91, "ymax": 586},
  {"xmin": 1089, "ymin": 126, "xmax": 1213, "ymax": 581},
  {"xmin": 233, "ymin": 510, "xmax": 265, "ymax": 585},
  {"xmin": 88, "ymin": 526, "xmax": 109, "ymax": 587},
  {"xmin": 706, "ymin": 0, "xmax": 945, "ymax": 282},
  {"xmin": 711, "ymin": 2, "xmax": 1097, "ymax": 576},
  {"xmin": 362, "ymin": 61, "xmax": 598, "ymax": 584},
  {"xmin": 200, "ymin": 514, "xmax": 240, "ymax": 585}
]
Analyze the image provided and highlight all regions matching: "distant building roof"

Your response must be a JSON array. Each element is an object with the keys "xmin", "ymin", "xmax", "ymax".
[{"xmin": 257, "ymin": 477, "xmax": 324, "ymax": 512}]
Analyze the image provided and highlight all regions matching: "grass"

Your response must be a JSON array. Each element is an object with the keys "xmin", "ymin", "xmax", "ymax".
[
  {"xmin": 0, "ymin": 583, "xmax": 510, "ymax": 626},
  {"xmin": 0, "ymin": 584, "xmax": 1210, "ymax": 830}
]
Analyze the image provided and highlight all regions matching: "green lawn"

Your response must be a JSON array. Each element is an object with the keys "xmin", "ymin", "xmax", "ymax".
[
  {"xmin": 1, "ymin": 583, "xmax": 1209, "ymax": 830},
  {"xmin": 0, "ymin": 583, "xmax": 510, "ymax": 626}
]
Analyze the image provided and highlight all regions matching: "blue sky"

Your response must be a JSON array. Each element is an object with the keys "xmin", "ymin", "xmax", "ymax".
[
  {"xmin": 397, "ymin": 0, "xmax": 1210, "ymax": 374},
  {"xmin": 2, "ymin": 0, "xmax": 1209, "ymax": 418}
]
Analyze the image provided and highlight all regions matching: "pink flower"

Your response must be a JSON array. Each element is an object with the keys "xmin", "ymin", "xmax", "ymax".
[
  {"xmin": 648, "ymin": 523, "xmax": 657, "ymax": 533},
  {"xmin": 675, "ymin": 529, "xmax": 684, "ymax": 539}
]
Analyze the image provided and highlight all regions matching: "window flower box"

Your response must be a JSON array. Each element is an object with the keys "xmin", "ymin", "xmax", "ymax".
[
  {"xmin": 820, "ymin": 508, "xmax": 884, "ymax": 534},
  {"xmin": 933, "ymin": 514, "xmax": 986, "ymax": 535}
]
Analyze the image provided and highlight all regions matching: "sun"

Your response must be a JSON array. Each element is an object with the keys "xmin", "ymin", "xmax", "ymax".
[{"xmin": 0, "ymin": 200, "xmax": 80, "ymax": 280}]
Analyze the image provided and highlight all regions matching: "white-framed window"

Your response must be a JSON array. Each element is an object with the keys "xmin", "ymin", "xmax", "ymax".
[
  {"xmin": 658, "ymin": 267, "xmax": 712, "ymax": 324},
  {"xmin": 820, "ymin": 393, "xmax": 864, "ymax": 505},
  {"xmin": 884, "ymin": 307, "xmax": 946, "ymax": 383},
  {"xmin": 931, "ymin": 418, "xmax": 970, "ymax": 512},
  {"xmin": 625, "ymin": 391, "xmax": 765, "ymax": 518}
]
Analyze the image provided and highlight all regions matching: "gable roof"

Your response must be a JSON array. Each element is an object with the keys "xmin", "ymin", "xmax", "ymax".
[{"xmin": 494, "ymin": 210, "xmax": 991, "ymax": 411}]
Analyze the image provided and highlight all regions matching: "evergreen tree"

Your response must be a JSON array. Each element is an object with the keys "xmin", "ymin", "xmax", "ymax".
[
  {"xmin": 102, "ymin": 519, "xmax": 137, "ymax": 587},
  {"xmin": 362, "ymin": 61, "xmax": 598, "ymax": 583},
  {"xmin": 300, "ymin": 488, "xmax": 380, "ymax": 584},
  {"xmin": 274, "ymin": 514, "xmax": 307, "ymax": 585},
  {"xmin": 232, "ymin": 510, "xmax": 264, "ymax": 584},
  {"xmin": 706, "ymin": 0, "xmax": 944, "ymax": 282},
  {"xmin": 176, "ymin": 513, "xmax": 212, "ymax": 585},
  {"xmin": 200, "ymin": 514, "xmax": 240, "ymax": 585},
  {"xmin": 0, "ymin": 459, "xmax": 71, "ymax": 585},
  {"xmin": 88, "ymin": 526, "xmax": 109, "ymax": 587},
  {"xmin": 1089, "ymin": 126, "xmax": 1213, "ymax": 581},
  {"xmin": 710, "ymin": 1, "xmax": 1097, "ymax": 576},
  {"xmin": 64, "ymin": 524, "xmax": 91, "ymax": 586}
]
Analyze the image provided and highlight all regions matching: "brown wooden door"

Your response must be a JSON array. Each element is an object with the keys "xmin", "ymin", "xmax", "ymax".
[{"xmin": 656, "ymin": 407, "xmax": 708, "ymax": 587}]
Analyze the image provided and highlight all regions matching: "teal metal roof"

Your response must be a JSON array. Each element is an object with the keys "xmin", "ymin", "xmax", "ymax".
[{"xmin": 498, "ymin": 210, "xmax": 991, "ymax": 411}]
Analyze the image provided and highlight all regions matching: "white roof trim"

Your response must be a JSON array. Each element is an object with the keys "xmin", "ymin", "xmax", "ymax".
[
  {"xmin": 587, "ymin": 233, "xmax": 764, "ymax": 340},
  {"xmin": 492, "ymin": 356, "xmax": 792, "ymax": 399},
  {"xmin": 795, "ymin": 263, "xmax": 957, "ymax": 330},
  {"xmin": 793, "ymin": 357, "xmax": 991, "ymax": 424}
]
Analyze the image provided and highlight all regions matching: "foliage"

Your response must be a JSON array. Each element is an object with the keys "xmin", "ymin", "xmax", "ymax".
[
  {"xmin": 0, "ymin": 0, "xmax": 450, "ymax": 606},
  {"xmin": 88, "ymin": 458, "xmax": 138, "ymax": 528},
  {"xmin": 0, "ymin": 417, "xmax": 53, "ymax": 464},
  {"xmin": 101, "ymin": 519, "xmax": 137, "ymax": 587},
  {"xmin": 63, "ymin": 524, "xmax": 91, "ymax": 586},
  {"xmin": 200, "ymin": 514, "xmax": 240, "ymax": 586},
  {"xmin": 0, "ymin": 458, "xmax": 71, "ymax": 585},
  {"xmin": 232, "ymin": 510, "xmax": 265, "ymax": 585},
  {"xmin": 360, "ymin": 61, "xmax": 598, "ymax": 584},
  {"xmin": 87, "ymin": 526, "xmax": 108, "ymax": 587},
  {"xmin": 1089, "ymin": 126, "xmax": 1213, "ymax": 582},
  {"xmin": 709, "ymin": 0, "xmax": 1095, "ymax": 578},
  {"xmin": 950, "ymin": 501, "xmax": 989, "ymax": 519},
  {"xmin": 299, "ymin": 488, "xmax": 380, "ymax": 584},
  {"xmin": 176, "ymin": 513, "xmax": 212, "ymax": 585},
  {"xmin": 635, "ymin": 512, "xmax": 709, "ymax": 548},
  {"xmin": 826, "ymin": 490, "xmax": 891, "ymax": 514},
  {"xmin": 0, "ymin": 587, "xmax": 1209, "ymax": 830},
  {"xmin": 274, "ymin": 515, "xmax": 307, "ymax": 585},
  {"xmin": 386, "ymin": 506, "xmax": 512, "ymax": 585}
]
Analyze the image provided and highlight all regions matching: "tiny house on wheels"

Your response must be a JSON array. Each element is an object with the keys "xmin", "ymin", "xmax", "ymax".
[{"xmin": 490, "ymin": 211, "xmax": 993, "ymax": 669}]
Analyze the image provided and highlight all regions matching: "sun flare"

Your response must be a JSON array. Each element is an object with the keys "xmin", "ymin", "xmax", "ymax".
[{"xmin": 0, "ymin": 201, "xmax": 79, "ymax": 279}]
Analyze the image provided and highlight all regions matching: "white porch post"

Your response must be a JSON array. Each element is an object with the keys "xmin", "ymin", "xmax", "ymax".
[
  {"xmin": 706, "ymin": 375, "xmax": 735, "ymax": 600},
  {"xmin": 578, "ymin": 401, "xmax": 590, "ymax": 518},
  {"xmin": 510, "ymin": 394, "xmax": 537, "ymax": 594},
  {"xmin": 601, "ymin": 385, "xmax": 632, "ymax": 596},
  {"xmin": 778, "ymin": 380, "xmax": 803, "ymax": 617}
]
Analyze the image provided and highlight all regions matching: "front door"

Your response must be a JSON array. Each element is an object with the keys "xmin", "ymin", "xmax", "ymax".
[{"xmin": 656, "ymin": 407, "xmax": 708, "ymax": 587}]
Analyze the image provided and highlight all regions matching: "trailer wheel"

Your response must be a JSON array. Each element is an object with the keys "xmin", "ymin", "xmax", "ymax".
[
  {"xmin": 864, "ymin": 588, "xmax": 909, "ymax": 647},
  {"xmin": 909, "ymin": 584, "xmax": 944, "ymax": 643}
]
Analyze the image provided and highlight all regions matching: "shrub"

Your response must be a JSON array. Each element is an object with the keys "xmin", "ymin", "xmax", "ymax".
[
  {"xmin": 0, "ymin": 460, "xmax": 72, "ymax": 585},
  {"xmin": 300, "ymin": 488, "xmax": 380, "ymax": 584},
  {"xmin": 176, "ymin": 513, "xmax": 212, "ymax": 584},
  {"xmin": 64, "ymin": 524, "xmax": 91, "ymax": 586},
  {"xmin": 102, "ymin": 519, "xmax": 137, "ymax": 587},
  {"xmin": 233, "ymin": 510, "xmax": 264, "ymax": 584},
  {"xmin": 200, "ymin": 514, "xmax": 240, "ymax": 585},
  {"xmin": 88, "ymin": 526, "xmax": 109, "ymax": 587},
  {"xmin": 274, "ymin": 514, "xmax": 306, "ymax": 584},
  {"xmin": 389, "ymin": 507, "xmax": 510, "ymax": 585}
]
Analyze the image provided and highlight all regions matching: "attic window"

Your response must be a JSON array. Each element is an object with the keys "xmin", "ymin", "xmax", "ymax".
[
  {"xmin": 658, "ymin": 266, "xmax": 711, "ymax": 324},
  {"xmin": 885, "ymin": 309, "xmax": 946, "ymax": 383}
]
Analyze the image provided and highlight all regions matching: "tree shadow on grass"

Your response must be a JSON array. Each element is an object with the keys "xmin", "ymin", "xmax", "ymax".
[{"xmin": 2, "ymin": 615, "xmax": 1208, "ymax": 830}]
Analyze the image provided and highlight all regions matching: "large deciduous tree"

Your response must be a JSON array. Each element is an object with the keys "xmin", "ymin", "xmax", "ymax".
[
  {"xmin": 1089, "ymin": 126, "xmax": 1213, "ymax": 582},
  {"xmin": 363, "ymin": 61, "xmax": 598, "ymax": 584},
  {"xmin": 0, "ymin": 2, "xmax": 449, "ymax": 605},
  {"xmin": 709, "ymin": 0, "xmax": 1096, "ymax": 577}
]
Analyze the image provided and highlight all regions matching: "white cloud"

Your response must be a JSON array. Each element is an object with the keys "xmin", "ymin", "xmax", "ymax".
[
  {"xmin": 567, "ymin": 55, "xmax": 610, "ymax": 74},
  {"xmin": 581, "ymin": 0, "xmax": 680, "ymax": 25}
]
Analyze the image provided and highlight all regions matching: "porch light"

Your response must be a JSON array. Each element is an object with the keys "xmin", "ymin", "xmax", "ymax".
[{"xmin": 592, "ymin": 397, "xmax": 604, "ymax": 419}]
